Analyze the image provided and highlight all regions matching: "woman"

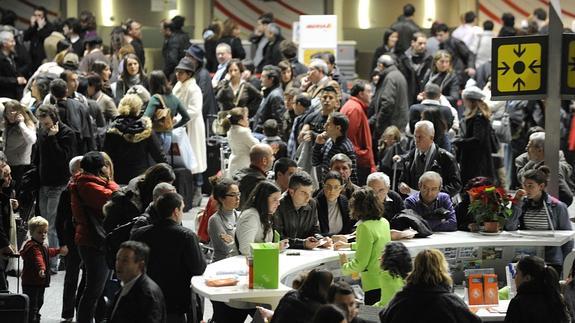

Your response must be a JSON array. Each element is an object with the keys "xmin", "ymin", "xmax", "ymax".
[
  {"xmin": 207, "ymin": 178, "xmax": 240, "ymax": 262},
  {"xmin": 173, "ymin": 57, "xmax": 207, "ymax": 205},
  {"xmin": 103, "ymin": 94, "xmax": 166, "ymax": 185},
  {"xmin": 371, "ymin": 28, "xmax": 399, "ymax": 70},
  {"xmin": 312, "ymin": 305, "xmax": 347, "ymax": 323},
  {"xmin": 422, "ymin": 107, "xmax": 451, "ymax": 152},
  {"xmin": 315, "ymin": 171, "xmax": 353, "ymax": 237},
  {"xmin": 271, "ymin": 269, "xmax": 334, "ymax": 323},
  {"xmin": 335, "ymin": 188, "xmax": 391, "ymax": 305},
  {"xmin": 278, "ymin": 60, "xmax": 295, "ymax": 92},
  {"xmin": 91, "ymin": 60, "xmax": 113, "ymax": 97},
  {"xmin": 144, "ymin": 70, "xmax": 190, "ymax": 153},
  {"xmin": 2, "ymin": 100, "xmax": 36, "ymax": 192},
  {"xmin": 221, "ymin": 107, "xmax": 259, "ymax": 178},
  {"xmin": 505, "ymin": 255, "xmax": 570, "ymax": 323},
  {"xmin": 218, "ymin": 19, "xmax": 246, "ymax": 60},
  {"xmin": 215, "ymin": 59, "xmax": 262, "ymax": 116},
  {"xmin": 204, "ymin": 19, "xmax": 224, "ymax": 73},
  {"xmin": 453, "ymin": 86, "xmax": 497, "ymax": 186},
  {"xmin": 505, "ymin": 167, "xmax": 573, "ymax": 269},
  {"xmin": 28, "ymin": 74, "xmax": 53, "ymax": 112},
  {"xmin": 112, "ymin": 53, "xmax": 148, "ymax": 103},
  {"xmin": 421, "ymin": 50, "xmax": 460, "ymax": 107},
  {"xmin": 380, "ymin": 249, "xmax": 481, "ymax": 323},
  {"xmin": 235, "ymin": 181, "xmax": 281, "ymax": 256},
  {"xmin": 69, "ymin": 151, "xmax": 119, "ymax": 323},
  {"xmin": 375, "ymin": 242, "xmax": 412, "ymax": 307}
]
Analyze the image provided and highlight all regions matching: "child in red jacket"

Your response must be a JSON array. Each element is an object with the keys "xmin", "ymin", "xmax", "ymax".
[{"xmin": 20, "ymin": 216, "xmax": 68, "ymax": 323}]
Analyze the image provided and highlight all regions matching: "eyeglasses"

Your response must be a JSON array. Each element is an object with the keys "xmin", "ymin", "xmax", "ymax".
[{"xmin": 225, "ymin": 192, "xmax": 241, "ymax": 198}]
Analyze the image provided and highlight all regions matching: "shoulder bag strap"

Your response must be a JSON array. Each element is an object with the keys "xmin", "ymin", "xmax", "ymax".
[{"xmin": 234, "ymin": 82, "xmax": 245, "ymax": 107}]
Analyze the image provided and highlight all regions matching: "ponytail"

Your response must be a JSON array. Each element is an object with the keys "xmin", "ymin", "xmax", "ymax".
[
  {"xmin": 542, "ymin": 266, "xmax": 569, "ymax": 322},
  {"xmin": 220, "ymin": 107, "xmax": 247, "ymax": 133}
]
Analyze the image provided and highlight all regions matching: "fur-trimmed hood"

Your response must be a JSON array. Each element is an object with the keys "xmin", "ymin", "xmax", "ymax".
[{"xmin": 108, "ymin": 116, "xmax": 152, "ymax": 143}]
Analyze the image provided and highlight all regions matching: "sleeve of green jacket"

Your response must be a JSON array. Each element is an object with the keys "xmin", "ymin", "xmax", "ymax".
[{"xmin": 342, "ymin": 223, "xmax": 373, "ymax": 275}]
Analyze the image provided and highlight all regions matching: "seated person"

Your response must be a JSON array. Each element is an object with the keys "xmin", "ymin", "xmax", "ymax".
[
  {"xmin": 330, "ymin": 153, "xmax": 360, "ymax": 200},
  {"xmin": 207, "ymin": 178, "xmax": 240, "ymax": 262},
  {"xmin": 273, "ymin": 171, "xmax": 324, "ymax": 250},
  {"xmin": 328, "ymin": 282, "xmax": 369, "ymax": 323},
  {"xmin": 273, "ymin": 157, "xmax": 298, "ymax": 193},
  {"xmin": 404, "ymin": 171, "xmax": 457, "ymax": 232},
  {"xmin": 315, "ymin": 171, "xmax": 354, "ymax": 237},
  {"xmin": 396, "ymin": 120, "xmax": 461, "ymax": 198},
  {"xmin": 366, "ymin": 172, "xmax": 404, "ymax": 221},
  {"xmin": 505, "ymin": 167, "xmax": 573, "ymax": 269},
  {"xmin": 234, "ymin": 143, "xmax": 275, "ymax": 209},
  {"xmin": 261, "ymin": 119, "xmax": 288, "ymax": 159}
]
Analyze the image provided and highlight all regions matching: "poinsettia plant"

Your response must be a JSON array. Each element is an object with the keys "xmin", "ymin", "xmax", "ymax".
[{"xmin": 468, "ymin": 185, "xmax": 513, "ymax": 226}]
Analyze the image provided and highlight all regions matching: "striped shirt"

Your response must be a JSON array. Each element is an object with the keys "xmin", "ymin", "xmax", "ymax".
[
  {"xmin": 522, "ymin": 207, "xmax": 551, "ymax": 230},
  {"xmin": 312, "ymin": 136, "xmax": 358, "ymax": 184}
]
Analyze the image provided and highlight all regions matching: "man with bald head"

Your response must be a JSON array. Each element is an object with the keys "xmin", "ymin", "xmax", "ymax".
[{"xmin": 233, "ymin": 143, "xmax": 275, "ymax": 208}]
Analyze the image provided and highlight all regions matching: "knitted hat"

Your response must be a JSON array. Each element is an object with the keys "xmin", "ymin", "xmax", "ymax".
[{"xmin": 462, "ymin": 86, "xmax": 485, "ymax": 100}]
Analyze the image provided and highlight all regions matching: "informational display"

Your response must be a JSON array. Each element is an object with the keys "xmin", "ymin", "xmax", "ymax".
[
  {"xmin": 298, "ymin": 15, "xmax": 337, "ymax": 65},
  {"xmin": 561, "ymin": 33, "xmax": 575, "ymax": 99}
]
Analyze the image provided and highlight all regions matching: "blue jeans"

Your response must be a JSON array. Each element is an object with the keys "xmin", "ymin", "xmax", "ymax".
[
  {"xmin": 157, "ymin": 131, "xmax": 173, "ymax": 154},
  {"xmin": 38, "ymin": 185, "xmax": 66, "ymax": 271},
  {"xmin": 77, "ymin": 245, "xmax": 110, "ymax": 323}
]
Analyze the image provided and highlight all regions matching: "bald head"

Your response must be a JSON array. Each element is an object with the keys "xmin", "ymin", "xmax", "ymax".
[{"xmin": 250, "ymin": 144, "xmax": 275, "ymax": 171}]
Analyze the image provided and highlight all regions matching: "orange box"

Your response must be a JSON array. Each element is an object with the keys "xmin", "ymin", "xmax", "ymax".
[
  {"xmin": 483, "ymin": 274, "xmax": 499, "ymax": 305},
  {"xmin": 468, "ymin": 274, "xmax": 484, "ymax": 305}
]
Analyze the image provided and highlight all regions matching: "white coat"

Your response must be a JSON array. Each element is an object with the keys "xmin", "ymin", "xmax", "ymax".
[{"xmin": 226, "ymin": 125, "xmax": 259, "ymax": 177}]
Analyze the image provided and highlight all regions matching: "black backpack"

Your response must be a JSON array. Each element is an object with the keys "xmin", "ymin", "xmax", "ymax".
[{"xmin": 104, "ymin": 219, "xmax": 137, "ymax": 269}]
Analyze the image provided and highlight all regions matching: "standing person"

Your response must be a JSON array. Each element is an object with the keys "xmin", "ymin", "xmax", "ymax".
[
  {"xmin": 79, "ymin": 35, "xmax": 107, "ymax": 73},
  {"xmin": 207, "ymin": 178, "xmax": 240, "ymax": 262},
  {"xmin": 223, "ymin": 107, "xmax": 260, "ymax": 178},
  {"xmin": 371, "ymin": 28, "xmax": 400, "ymax": 70},
  {"xmin": 131, "ymin": 192, "xmax": 207, "ymax": 323},
  {"xmin": 434, "ymin": 23, "xmax": 476, "ymax": 85},
  {"xmin": 34, "ymin": 104, "xmax": 76, "ymax": 273},
  {"xmin": 260, "ymin": 23, "xmax": 284, "ymax": 69},
  {"xmin": 23, "ymin": 6, "xmax": 53, "ymax": 71},
  {"xmin": 215, "ymin": 59, "xmax": 262, "ymax": 116},
  {"xmin": 108, "ymin": 241, "xmax": 167, "ymax": 323},
  {"xmin": 162, "ymin": 16, "xmax": 189, "ymax": 80},
  {"xmin": 70, "ymin": 151, "xmax": 119, "ymax": 323},
  {"xmin": 123, "ymin": 19, "xmax": 145, "ymax": 68},
  {"xmin": 252, "ymin": 65, "xmax": 285, "ymax": 133},
  {"xmin": 397, "ymin": 32, "xmax": 433, "ymax": 105},
  {"xmin": 505, "ymin": 255, "xmax": 570, "ymax": 323},
  {"xmin": 0, "ymin": 31, "xmax": 27, "ymax": 100},
  {"xmin": 86, "ymin": 72, "xmax": 118, "ymax": 123},
  {"xmin": 218, "ymin": 19, "xmax": 246, "ymax": 61},
  {"xmin": 249, "ymin": 13, "xmax": 273, "ymax": 71},
  {"xmin": 420, "ymin": 50, "xmax": 461, "ymax": 108},
  {"xmin": 91, "ymin": 60, "xmax": 113, "ymax": 97},
  {"xmin": 112, "ymin": 53, "xmax": 148, "ymax": 104},
  {"xmin": 390, "ymin": 4, "xmax": 420, "ymax": 54},
  {"xmin": 63, "ymin": 17, "xmax": 84, "ymax": 58},
  {"xmin": 451, "ymin": 11, "xmax": 482, "ymax": 55},
  {"xmin": 20, "ymin": 216, "xmax": 68, "ymax": 323},
  {"xmin": 184, "ymin": 44, "xmax": 218, "ymax": 127},
  {"xmin": 211, "ymin": 43, "xmax": 233, "ymax": 87}
]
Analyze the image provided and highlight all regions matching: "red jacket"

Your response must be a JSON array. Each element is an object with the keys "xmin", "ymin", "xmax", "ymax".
[
  {"xmin": 20, "ymin": 239, "xmax": 60, "ymax": 286},
  {"xmin": 340, "ymin": 96, "xmax": 376, "ymax": 171},
  {"xmin": 197, "ymin": 195, "xmax": 218, "ymax": 243},
  {"xmin": 70, "ymin": 173, "xmax": 119, "ymax": 247}
]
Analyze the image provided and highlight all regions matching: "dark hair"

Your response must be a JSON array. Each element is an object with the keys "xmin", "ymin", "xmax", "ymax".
[
  {"xmin": 121, "ymin": 53, "xmax": 145, "ymax": 81},
  {"xmin": 278, "ymin": 60, "xmax": 293, "ymax": 79},
  {"xmin": 1, "ymin": 10, "xmax": 17, "ymax": 26},
  {"xmin": 435, "ymin": 23, "xmax": 449, "ymax": 33},
  {"xmin": 295, "ymin": 93, "xmax": 311, "ymax": 108},
  {"xmin": 464, "ymin": 11, "xmax": 476, "ymax": 23},
  {"xmin": 522, "ymin": 166, "xmax": 550, "ymax": 186},
  {"xmin": 34, "ymin": 74, "xmax": 55, "ymax": 100},
  {"xmin": 139, "ymin": 163, "xmax": 176, "ymax": 207},
  {"xmin": 258, "ymin": 12, "xmax": 274, "ymax": 24},
  {"xmin": 226, "ymin": 58, "xmax": 245, "ymax": 74},
  {"xmin": 79, "ymin": 10, "xmax": 97, "ymax": 32},
  {"xmin": 421, "ymin": 107, "xmax": 447, "ymax": 139},
  {"xmin": 222, "ymin": 18, "xmax": 239, "ymax": 37},
  {"xmin": 241, "ymin": 59, "xmax": 255, "ymax": 73},
  {"xmin": 35, "ymin": 104, "xmax": 59, "ymax": 122},
  {"xmin": 383, "ymin": 28, "xmax": 398, "ymax": 48},
  {"xmin": 288, "ymin": 171, "xmax": 313, "ymax": 190},
  {"xmin": 280, "ymin": 40, "xmax": 298, "ymax": 60},
  {"xmin": 381, "ymin": 242, "xmax": 412, "ymax": 279},
  {"xmin": 464, "ymin": 176, "xmax": 493, "ymax": 191},
  {"xmin": 502, "ymin": 12, "xmax": 515, "ymax": 27},
  {"xmin": 212, "ymin": 177, "xmax": 237, "ymax": 207},
  {"xmin": 312, "ymin": 304, "xmax": 347, "ymax": 323},
  {"xmin": 64, "ymin": 17, "xmax": 82, "ymax": 34},
  {"xmin": 323, "ymin": 171, "xmax": 343, "ymax": 185},
  {"xmin": 34, "ymin": 6, "xmax": 48, "ymax": 19},
  {"xmin": 350, "ymin": 188, "xmax": 383, "ymax": 221},
  {"xmin": 328, "ymin": 281, "xmax": 354, "ymax": 302},
  {"xmin": 350, "ymin": 80, "xmax": 368, "ymax": 97},
  {"xmin": 220, "ymin": 107, "xmax": 247, "ymax": 133},
  {"xmin": 156, "ymin": 192, "xmax": 183, "ymax": 219},
  {"xmin": 273, "ymin": 158, "xmax": 297, "ymax": 179},
  {"xmin": 403, "ymin": 4, "xmax": 416, "ymax": 17},
  {"xmin": 329, "ymin": 112, "xmax": 349, "ymax": 136},
  {"xmin": 244, "ymin": 181, "xmax": 280, "ymax": 235},
  {"xmin": 169, "ymin": 15, "xmax": 185, "ymax": 31},
  {"xmin": 262, "ymin": 65, "xmax": 281, "ymax": 87},
  {"xmin": 411, "ymin": 31, "xmax": 427, "ymax": 42},
  {"xmin": 149, "ymin": 70, "xmax": 171, "ymax": 95},
  {"xmin": 86, "ymin": 73, "xmax": 102, "ymax": 92},
  {"xmin": 263, "ymin": 119, "xmax": 278, "ymax": 137},
  {"xmin": 533, "ymin": 8, "xmax": 547, "ymax": 21},
  {"xmin": 119, "ymin": 240, "xmax": 149, "ymax": 267},
  {"xmin": 311, "ymin": 52, "xmax": 336, "ymax": 65},
  {"xmin": 516, "ymin": 255, "xmax": 569, "ymax": 322},
  {"xmin": 91, "ymin": 60, "xmax": 110, "ymax": 75},
  {"xmin": 483, "ymin": 20, "xmax": 494, "ymax": 31},
  {"xmin": 299, "ymin": 269, "xmax": 333, "ymax": 304},
  {"xmin": 49, "ymin": 78, "xmax": 68, "ymax": 99}
]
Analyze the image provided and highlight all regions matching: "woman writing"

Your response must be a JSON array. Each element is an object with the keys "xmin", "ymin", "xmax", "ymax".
[
  {"xmin": 222, "ymin": 107, "xmax": 259, "ymax": 178},
  {"xmin": 207, "ymin": 178, "xmax": 241, "ymax": 262}
]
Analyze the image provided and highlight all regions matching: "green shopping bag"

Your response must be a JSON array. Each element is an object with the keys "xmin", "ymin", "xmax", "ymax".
[{"xmin": 250, "ymin": 242, "xmax": 279, "ymax": 289}]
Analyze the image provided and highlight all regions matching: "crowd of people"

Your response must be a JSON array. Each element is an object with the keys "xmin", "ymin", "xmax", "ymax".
[{"xmin": 0, "ymin": 3, "xmax": 574, "ymax": 323}]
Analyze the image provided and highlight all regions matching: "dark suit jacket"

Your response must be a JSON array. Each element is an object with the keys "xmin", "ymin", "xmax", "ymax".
[
  {"xmin": 108, "ymin": 274, "xmax": 167, "ymax": 323},
  {"xmin": 315, "ymin": 190, "xmax": 354, "ymax": 235}
]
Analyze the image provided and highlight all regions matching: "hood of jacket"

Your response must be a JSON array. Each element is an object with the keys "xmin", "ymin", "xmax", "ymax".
[{"xmin": 108, "ymin": 116, "xmax": 152, "ymax": 143}]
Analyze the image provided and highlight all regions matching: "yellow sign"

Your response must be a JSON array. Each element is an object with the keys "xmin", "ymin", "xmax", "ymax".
[
  {"xmin": 561, "ymin": 33, "xmax": 575, "ymax": 98},
  {"xmin": 568, "ymin": 40, "xmax": 575, "ymax": 88}
]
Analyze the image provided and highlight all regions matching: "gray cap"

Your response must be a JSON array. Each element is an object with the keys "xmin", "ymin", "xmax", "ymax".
[{"xmin": 462, "ymin": 86, "xmax": 485, "ymax": 100}]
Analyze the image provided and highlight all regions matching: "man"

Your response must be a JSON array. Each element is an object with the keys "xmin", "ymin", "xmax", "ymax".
[
  {"xmin": 435, "ymin": 23, "xmax": 476, "ymax": 79},
  {"xmin": 233, "ymin": 144, "xmax": 275, "ymax": 209},
  {"xmin": 329, "ymin": 281, "xmax": 369, "ymax": 323},
  {"xmin": 397, "ymin": 120, "xmax": 461, "ymax": 197},
  {"xmin": 340, "ymin": 80, "xmax": 375, "ymax": 185},
  {"xmin": 211, "ymin": 43, "xmax": 232, "ymax": 87},
  {"xmin": 369, "ymin": 54, "xmax": 409, "ymax": 140},
  {"xmin": 474, "ymin": 20, "xmax": 495, "ymax": 71},
  {"xmin": 23, "ymin": 6, "xmax": 53, "ymax": 71},
  {"xmin": 408, "ymin": 83, "xmax": 455, "ymax": 136},
  {"xmin": 397, "ymin": 32, "xmax": 432, "ymax": 105},
  {"xmin": 124, "ymin": 19, "xmax": 145, "ymax": 67},
  {"xmin": 366, "ymin": 172, "xmax": 404, "ymax": 221},
  {"xmin": 273, "ymin": 158, "xmax": 298, "ymax": 193},
  {"xmin": 0, "ymin": 30, "xmax": 26, "ymax": 99},
  {"xmin": 63, "ymin": 17, "xmax": 83, "ymax": 57},
  {"xmin": 404, "ymin": 171, "xmax": 457, "ymax": 232},
  {"xmin": 249, "ymin": 12, "xmax": 273, "ymax": 72},
  {"xmin": 288, "ymin": 93, "xmax": 312, "ymax": 159},
  {"xmin": 86, "ymin": 73, "xmax": 118, "ymax": 123},
  {"xmin": 451, "ymin": 11, "xmax": 482, "ymax": 55},
  {"xmin": 162, "ymin": 16, "xmax": 189, "ymax": 80},
  {"xmin": 260, "ymin": 23, "xmax": 284, "ymax": 69},
  {"xmin": 43, "ymin": 20, "xmax": 65, "ymax": 62},
  {"xmin": 79, "ymin": 35, "xmax": 107, "ymax": 73},
  {"xmin": 34, "ymin": 104, "xmax": 77, "ymax": 272},
  {"xmin": 300, "ymin": 59, "xmax": 341, "ymax": 103},
  {"xmin": 252, "ymin": 65, "xmax": 285, "ymax": 133},
  {"xmin": 185, "ymin": 45, "xmax": 218, "ymax": 124},
  {"xmin": 131, "ymin": 192, "xmax": 206, "ymax": 323},
  {"xmin": 330, "ymin": 154, "xmax": 359, "ymax": 200},
  {"xmin": 390, "ymin": 4, "xmax": 421, "ymax": 53},
  {"xmin": 109, "ymin": 241, "xmax": 166, "ymax": 323},
  {"xmin": 273, "ymin": 171, "xmax": 322, "ymax": 250},
  {"xmin": 313, "ymin": 112, "xmax": 358, "ymax": 184},
  {"xmin": 0, "ymin": 154, "xmax": 14, "ymax": 290},
  {"xmin": 280, "ymin": 40, "xmax": 307, "ymax": 77},
  {"xmin": 516, "ymin": 132, "xmax": 574, "ymax": 206}
]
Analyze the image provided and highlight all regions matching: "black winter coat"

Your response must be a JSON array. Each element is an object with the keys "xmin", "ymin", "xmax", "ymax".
[
  {"xmin": 421, "ymin": 70, "xmax": 461, "ymax": 108},
  {"xmin": 34, "ymin": 122, "xmax": 77, "ymax": 187},
  {"xmin": 218, "ymin": 36, "xmax": 246, "ymax": 60},
  {"xmin": 505, "ymin": 281, "xmax": 570, "ymax": 323},
  {"xmin": 108, "ymin": 274, "xmax": 167, "ymax": 323},
  {"xmin": 270, "ymin": 290, "xmax": 322, "ymax": 323},
  {"xmin": 315, "ymin": 190, "xmax": 354, "ymax": 235},
  {"xmin": 0, "ymin": 51, "xmax": 23, "ymax": 100},
  {"xmin": 162, "ymin": 30, "xmax": 190, "ymax": 79}
]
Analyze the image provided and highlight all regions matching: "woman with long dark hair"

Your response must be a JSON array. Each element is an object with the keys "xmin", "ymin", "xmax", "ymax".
[
  {"xmin": 422, "ymin": 106, "xmax": 450, "ymax": 152},
  {"xmin": 207, "ymin": 177, "xmax": 240, "ymax": 261},
  {"xmin": 371, "ymin": 28, "xmax": 399, "ymax": 70},
  {"xmin": 91, "ymin": 60, "xmax": 113, "ymax": 97},
  {"xmin": 215, "ymin": 59, "xmax": 262, "ymax": 115},
  {"xmin": 218, "ymin": 19, "xmax": 246, "ymax": 60},
  {"xmin": 112, "ymin": 53, "xmax": 148, "ymax": 103}
]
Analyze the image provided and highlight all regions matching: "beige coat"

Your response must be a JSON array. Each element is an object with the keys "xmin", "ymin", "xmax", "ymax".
[{"xmin": 173, "ymin": 77, "xmax": 206, "ymax": 173}]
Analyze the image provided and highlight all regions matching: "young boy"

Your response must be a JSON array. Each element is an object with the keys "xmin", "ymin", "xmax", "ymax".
[{"xmin": 21, "ymin": 216, "xmax": 68, "ymax": 323}]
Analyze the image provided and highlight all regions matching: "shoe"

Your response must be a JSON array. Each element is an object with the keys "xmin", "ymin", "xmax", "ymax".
[
  {"xmin": 50, "ymin": 269, "xmax": 58, "ymax": 275},
  {"xmin": 60, "ymin": 318, "xmax": 73, "ymax": 323}
]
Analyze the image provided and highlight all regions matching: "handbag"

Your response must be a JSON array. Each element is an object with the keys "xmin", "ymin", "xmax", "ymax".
[{"xmin": 152, "ymin": 94, "xmax": 173, "ymax": 132}]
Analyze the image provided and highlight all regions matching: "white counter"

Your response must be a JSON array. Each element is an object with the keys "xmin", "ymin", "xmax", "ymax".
[{"xmin": 191, "ymin": 230, "xmax": 575, "ymax": 309}]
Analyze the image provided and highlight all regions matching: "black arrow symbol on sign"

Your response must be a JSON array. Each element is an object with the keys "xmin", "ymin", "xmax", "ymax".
[
  {"xmin": 570, "ymin": 57, "xmax": 575, "ymax": 72},
  {"xmin": 498, "ymin": 61, "xmax": 510, "ymax": 75},
  {"xmin": 529, "ymin": 60, "xmax": 541, "ymax": 73},
  {"xmin": 514, "ymin": 78, "xmax": 526, "ymax": 91},
  {"xmin": 513, "ymin": 44, "xmax": 526, "ymax": 57}
]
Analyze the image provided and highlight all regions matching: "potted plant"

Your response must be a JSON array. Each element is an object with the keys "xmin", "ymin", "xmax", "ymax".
[{"xmin": 468, "ymin": 185, "xmax": 513, "ymax": 233}]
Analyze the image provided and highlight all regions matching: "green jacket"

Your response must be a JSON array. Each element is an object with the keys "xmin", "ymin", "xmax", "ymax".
[
  {"xmin": 342, "ymin": 218, "xmax": 391, "ymax": 292},
  {"xmin": 144, "ymin": 94, "xmax": 190, "ymax": 130},
  {"xmin": 374, "ymin": 270, "xmax": 405, "ymax": 307}
]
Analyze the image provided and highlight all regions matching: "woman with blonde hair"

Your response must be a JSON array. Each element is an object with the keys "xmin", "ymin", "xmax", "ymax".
[
  {"xmin": 380, "ymin": 249, "xmax": 481, "ymax": 322},
  {"xmin": 222, "ymin": 107, "xmax": 259, "ymax": 177},
  {"xmin": 218, "ymin": 19, "xmax": 246, "ymax": 60},
  {"xmin": 420, "ymin": 50, "xmax": 460, "ymax": 107},
  {"xmin": 103, "ymin": 93, "xmax": 166, "ymax": 185}
]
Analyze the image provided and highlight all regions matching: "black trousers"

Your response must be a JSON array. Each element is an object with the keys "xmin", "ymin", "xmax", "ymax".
[
  {"xmin": 211, "ymin": 301, "xmax": 255, "ymax": 323},
  {"xmin": 364, "ymin": 289, "xmax": 381, "ymax": 306},
  {"xmin": 22, "ymin": 285, "xmax": 45, "ymax": 323},
  {"xmin": 61, "ymin": 243, "xmax": 82, "ymax": 319}
]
